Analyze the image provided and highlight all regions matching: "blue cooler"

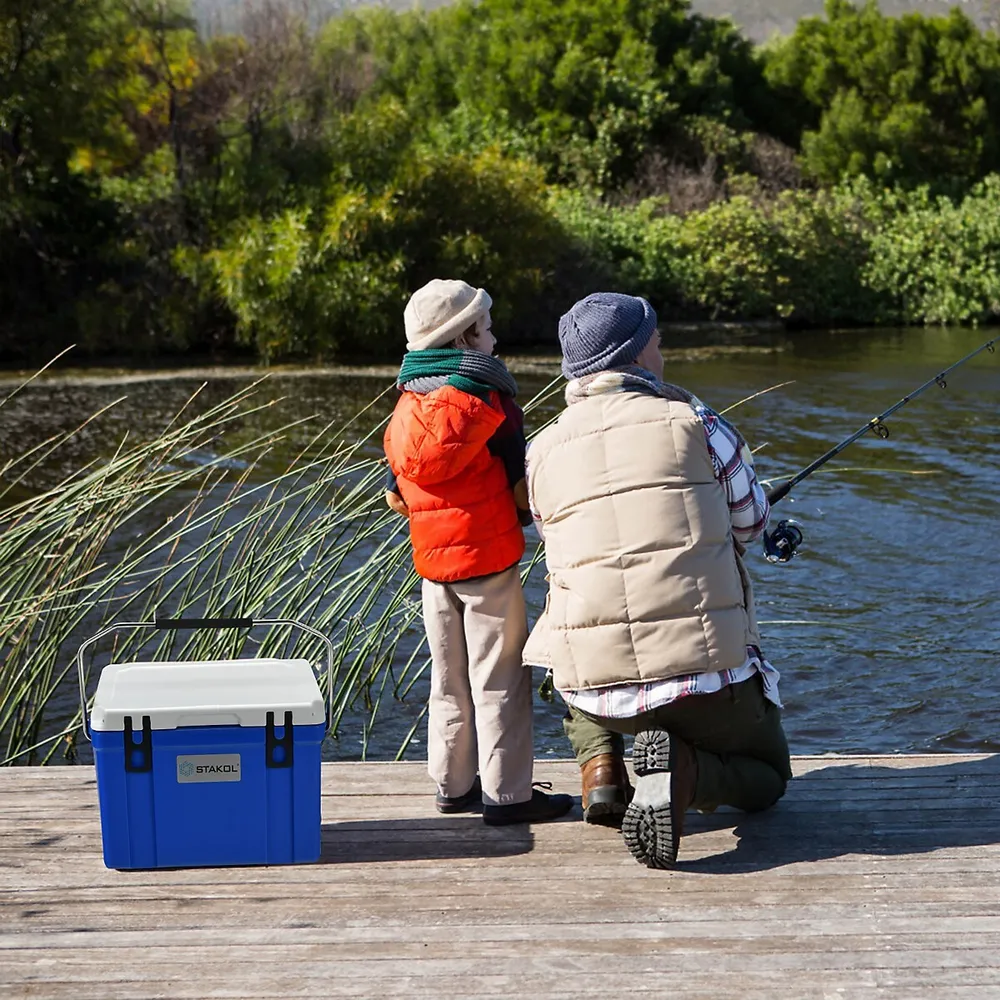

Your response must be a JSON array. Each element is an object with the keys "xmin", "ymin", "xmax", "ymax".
[{"xmin": 78, "ymin": 616, "xmax": 334, "ymax": 870}]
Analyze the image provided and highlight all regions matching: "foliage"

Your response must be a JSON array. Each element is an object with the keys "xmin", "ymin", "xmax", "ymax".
[
  {"xmin": 1, "ymin": 0, "xmax": 119, "ymax": 359},
  {"xmin": 206, "ymin": 145, "xmax": 565, "ymax": 360},
  {"xmin": 552, "ymin": 182, "xmax": 878, "ymax": 324},
  {"xmin": 317, "ymin": 0, "xmax": 776, "ymax": 191},
  {"xmin": 554, "ymin": 174, "xmax": 1000, "ymax": 327},
  {"xmin": 862, "ymin": 175, "xmax": 1000, "ymax": 325},
  {"xmin": 763, "ymin": 0, "xmax": 1000, "ymax": 187},
  {"xmin": 5, "ymin": 0, "xmax": 1000, "ymax": 363},
  {"xmin": 0, "ymin": 0, "xmax": 231, "ymax": 359},
  {"xmin": 672, "ymin": 186, "xmax": 878, "ymax": 324},
  {"xmin": 548, "ymin": 189, "xmax": 682, "ymax": 308}
]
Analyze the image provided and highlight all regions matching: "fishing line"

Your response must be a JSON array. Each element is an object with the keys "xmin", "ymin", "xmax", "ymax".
[{"xmin": 762, "ymin": 336, "xmax": 997, "ymax": 563}]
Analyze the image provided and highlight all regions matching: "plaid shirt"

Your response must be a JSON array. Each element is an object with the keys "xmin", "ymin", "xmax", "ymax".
[
  {"xmin": 561, "ymin": 647, "xmax": 782, "ymax": 717},
  {"xmin": 554, "ymin": 399, "xmax": 779, "ymax": 717},
  {"xmin": 695, "ymin": 400, "xmax": 770, "ymax": 544}
]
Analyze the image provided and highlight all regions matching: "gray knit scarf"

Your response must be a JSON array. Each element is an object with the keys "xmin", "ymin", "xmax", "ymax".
[{"xmin": 564, "ymin": 365, "xmax": 694, "ymax": 406}]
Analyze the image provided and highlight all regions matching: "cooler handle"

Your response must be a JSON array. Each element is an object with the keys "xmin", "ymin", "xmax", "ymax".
[
  {"xmin": 77, "ymin": 616, "xmax": 336, "ymax": 741},
  {"xmin": 154, "ymin": 616, "xmax": 253, "ymax": 629}
]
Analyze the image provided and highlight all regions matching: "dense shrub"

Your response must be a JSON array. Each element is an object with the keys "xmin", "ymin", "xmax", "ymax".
[
  {"xmin": 862, "ymin": 176, "xmax": 1000, "ymax": 325},
  {"xmin": 676, "ymin": 188, "xmax": 880, "ymax": 324},
  {"xmin": 206, "ymin": 148, "xmax": 565, "ymax": 360},
  {"xmin": 553, "ymin": 183, "xmax": 880, "ymax": 325},
  {"xmin": 549, "ymin": 191, "xmax": 682, "ymax": 310}
]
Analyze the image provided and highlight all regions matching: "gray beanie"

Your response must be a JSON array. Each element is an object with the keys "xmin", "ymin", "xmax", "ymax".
[{"xmin": 558, "ymin": 292, "xmax": 658, "ymax": 379}]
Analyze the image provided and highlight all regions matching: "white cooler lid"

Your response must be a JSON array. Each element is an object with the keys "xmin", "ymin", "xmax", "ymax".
[{"xmin": 91, "ymin": 658, "xmax": 325, "ymax": 731}]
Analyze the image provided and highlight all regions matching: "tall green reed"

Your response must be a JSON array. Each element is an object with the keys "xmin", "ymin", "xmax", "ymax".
[{"xmin": 0, "ymin": 361, "xmax": 564, "ymax": 766}]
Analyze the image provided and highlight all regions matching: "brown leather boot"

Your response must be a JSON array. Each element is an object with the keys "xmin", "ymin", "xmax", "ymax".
[
  {"xmin": 622, "ymin": 730, "xmax": 697, "ymax": 868},
  {"xmin": 580, "ymin": 753, "xmax": 634, "ymax": 827}
]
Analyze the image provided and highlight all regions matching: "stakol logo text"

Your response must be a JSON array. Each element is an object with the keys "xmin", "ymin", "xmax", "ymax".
[{"xmin": 176, "ymin": 754, "xmax": 242, "ymax": 783}]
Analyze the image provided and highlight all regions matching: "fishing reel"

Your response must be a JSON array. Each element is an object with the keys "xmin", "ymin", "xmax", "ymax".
[{"xmin": 762, "ymin": 519, "xmax": 804, "ymax": 564}]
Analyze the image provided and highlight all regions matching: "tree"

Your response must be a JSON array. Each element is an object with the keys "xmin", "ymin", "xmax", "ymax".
[
  {"xmin": 0, "ymin": 0, "xmax": 119, "ymax": 357},
  {"xmin": 317, "ymin": 0, "xmax": 777, "ymax": 192},
  {"xmin": 764, "ymin": 0, "xmax": 1000, "ymax": 187}
]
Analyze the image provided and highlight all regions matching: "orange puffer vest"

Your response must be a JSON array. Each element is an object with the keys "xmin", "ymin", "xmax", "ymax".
[{"xmin": 384, "ymin": 385, "xmax": 525, "ymax": 582}]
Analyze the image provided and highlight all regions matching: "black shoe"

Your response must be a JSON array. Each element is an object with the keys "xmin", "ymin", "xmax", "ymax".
[
  {"xmin": 435, "ymin": 776, "xmax": 483, "ymax": 814},
  {"xmin": 482, "ymin": 785, "xmax": 575, "ymax": 826}
]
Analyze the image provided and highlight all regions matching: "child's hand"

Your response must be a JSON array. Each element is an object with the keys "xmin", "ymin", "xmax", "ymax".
[
  {"xmin": 517, "ymin": 507, "xmax": 533, "ymax": 527},
  {"xmin": 512, "ymin": 478, "xmax": 530, "ymax": 511},
  {"xmin": 385, "ymin": 490, "xmax": 409, "ymax": 517}
]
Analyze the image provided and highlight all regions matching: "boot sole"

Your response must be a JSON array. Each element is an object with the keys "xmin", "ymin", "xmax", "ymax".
[
  {"xmin": 622, "ymin": 730, "xmax": 677, "ymax": 869},
  {"xmin": 584, "ymin": 785, "xmax": 630, "ymax": 827}
]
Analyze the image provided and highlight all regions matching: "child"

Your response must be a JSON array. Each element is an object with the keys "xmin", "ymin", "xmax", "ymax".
[{"xmin": 383, "ymin": 278, "xmax": 573, "ymax": 826}]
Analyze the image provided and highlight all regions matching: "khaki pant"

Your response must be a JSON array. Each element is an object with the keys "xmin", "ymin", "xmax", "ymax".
[
  {"xmin": 422, "ymin": 565, "xmax": 533, "ymax": 806},
  {"xmin": 564, "ymin": 675, "xmax": 792, "ymax": 813}
]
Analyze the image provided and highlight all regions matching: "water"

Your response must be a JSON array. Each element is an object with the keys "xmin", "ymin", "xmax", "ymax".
[{"xmin": 3, "ymin": 326, "xmax": 999, "ymax": 761}]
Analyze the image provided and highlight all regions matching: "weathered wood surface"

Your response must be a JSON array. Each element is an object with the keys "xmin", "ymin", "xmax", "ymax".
[{"xmin": 2, "ymin": 754, "xmax": 1000, "ymax": 999}]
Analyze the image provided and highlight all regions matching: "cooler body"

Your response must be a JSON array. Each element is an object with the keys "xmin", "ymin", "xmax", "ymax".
[
  {"xmin": 93, "ymin": 720, "xmax": 324, "ymax": 869},
  {"xmin": 89, "ymin": 656, "xmax": 326, "ymax": 870}
]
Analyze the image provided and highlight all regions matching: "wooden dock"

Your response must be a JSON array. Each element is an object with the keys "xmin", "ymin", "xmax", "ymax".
[{"xmin": 2, "ymin": 754, "xmax": 999, "ymax": 999}]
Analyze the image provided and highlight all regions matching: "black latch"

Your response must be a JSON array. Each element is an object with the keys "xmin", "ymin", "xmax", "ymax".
[
  {"xmin": 123, "ymin": 715, "xmax": 153, "ymax": 773},
  {"xmin": 265, "ymin": 710, "xmax": 294, "ymax": 769}
]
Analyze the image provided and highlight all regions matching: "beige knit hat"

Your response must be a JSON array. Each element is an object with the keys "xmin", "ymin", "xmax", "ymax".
[{"xmin": 404, "ymin": 279, "xmax": 492, "ymax": 351}]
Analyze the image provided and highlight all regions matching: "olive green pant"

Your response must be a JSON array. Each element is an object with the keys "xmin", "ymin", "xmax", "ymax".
[{"xmin": 563, "ymin": 676, "xmax": 792, "ymax": 813}]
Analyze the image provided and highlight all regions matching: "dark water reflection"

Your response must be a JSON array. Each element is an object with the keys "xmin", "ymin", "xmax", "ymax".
[{"xmin": 3, "ymin": 326, "xmax": 998, "ymax": 761}]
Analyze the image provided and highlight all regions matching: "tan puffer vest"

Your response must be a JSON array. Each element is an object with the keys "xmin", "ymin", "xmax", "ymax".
[{"xmin": 523, "ymin": 392, "xmax": 760, "ymax": 690}]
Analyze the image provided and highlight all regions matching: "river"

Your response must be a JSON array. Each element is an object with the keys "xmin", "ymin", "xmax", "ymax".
[{"xmin": 2, "ymin": 325, "xmax": 998, "ymax": 763}]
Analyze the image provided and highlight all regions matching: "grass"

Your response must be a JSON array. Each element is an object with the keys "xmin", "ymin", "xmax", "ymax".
[{"xmin": 0, "ymin": 357, "xmax": 564, "ymax": 767}]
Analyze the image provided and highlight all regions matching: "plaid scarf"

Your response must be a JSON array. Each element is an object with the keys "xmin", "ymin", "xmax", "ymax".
[
  {"xmin": 564, "ymin": 365, "xmax": 694, "ymax": 406},
  {"xmin": 397, "ymin": 349, "xmax": 519, "ymax": 401}
]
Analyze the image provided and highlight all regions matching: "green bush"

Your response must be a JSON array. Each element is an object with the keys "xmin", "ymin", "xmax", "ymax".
[
  {"xmin": 557, "ymin": 175, "xmax": 1000, "ymax": 328},
  {"xmin": 8, "ymin": 0, "xmax": 1000, "ymax": 364},
  {"xmin": 553, "ymin": 183, "xmax": 880, "ymax": 325},
  {"xmin": 549, "ymin": 190, "xmax": 682, "ymax": 309},
  {"xmin": 862, "ymin": 175, "xmax": 1000, "ymax": 325},
  {"xmin": 675, "ymin": 187, "xmax": 879, "ymax": 324},
  {"xmin": 206, "ymin": 148, "xmax": 566, "ymax": 360}
]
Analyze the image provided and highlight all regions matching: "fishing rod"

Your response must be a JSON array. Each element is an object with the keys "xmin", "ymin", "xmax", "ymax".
[{"xmin": 762, "ymin": 335, "xmax": 997, "ymax": 563}]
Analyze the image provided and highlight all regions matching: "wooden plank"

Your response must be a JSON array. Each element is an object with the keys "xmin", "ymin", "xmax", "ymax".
[
  {"xmin": 5, "ymin": 907, "xmax": 1000, "ymax": 937},
  {"xmin": 6, "ymin": 948, "xmax": 1000, "ymax": 977},
  {"xmin": 0, "ymin": 974, "xmax": 886, "ymax": 1000},
  {"xmin": 4, "ymin": 789, "xmax": 997, "ymax": 823},
  {"xmin": 0, "ymin": 753, "xmax": 992, "ymax": 791},
  {"xmin": 4, "ymin": 868, "xmax": 995, "ymax": 899},
  {"xmin": 5, "ymin": 913, "xmax": 1000, "ymax": 946}
]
